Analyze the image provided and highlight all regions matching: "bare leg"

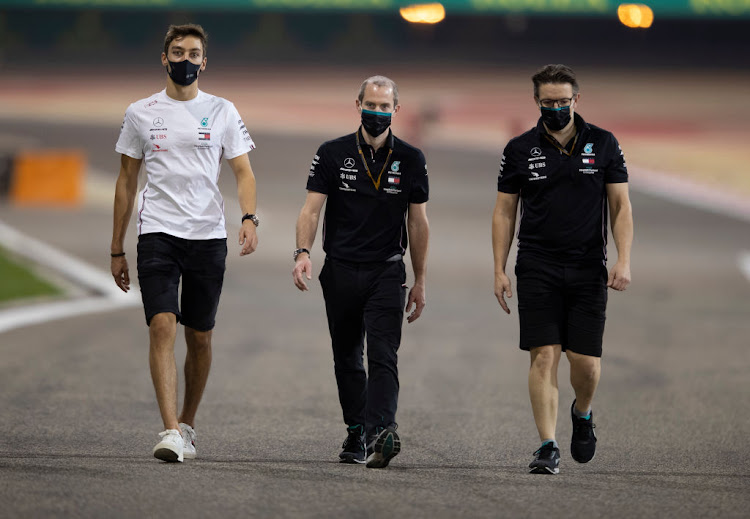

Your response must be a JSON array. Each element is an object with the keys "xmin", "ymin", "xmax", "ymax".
[
  {"xmin": 567, "ymin": 350, "xmax": 601, "ymax": 414},
  {"xmin": 178, "ymin": 327, "xmax": 213, "ymax": 427},
  {"xmin": 149, "ymin": 312, "xmax": 179, "ymax": 431},
  {"xmin": 528, "ymin": 345, "xmax": 562, "ymax": 441}
]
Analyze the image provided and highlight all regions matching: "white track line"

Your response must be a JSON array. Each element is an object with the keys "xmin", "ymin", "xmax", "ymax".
[
  {"xmin": 0, "ymin": 221, "xmax": 140, "ymax": 334},
  {"xmin": 739, "ymin": 252, "xmax": 750, "ymax": 284},
  {"xmin": 628, "ymin": 166, "xmax": 750, "ymax": 224}
]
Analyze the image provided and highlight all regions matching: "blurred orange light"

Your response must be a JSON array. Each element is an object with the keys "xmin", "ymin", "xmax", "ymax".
[
  {"xmin": 618, "ymin": 4, "xmax": 654, "ymax": 29},
  {"xmin": 400, "ymin": 3, "xmax": 446, "ymax": 24}
]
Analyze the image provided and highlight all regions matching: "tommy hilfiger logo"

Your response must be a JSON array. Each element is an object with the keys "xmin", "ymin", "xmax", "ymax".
[
  {"xmin": 388, "ymin": 176, "xmax": 400, "ymax": 185},
  {"xmin": 199, "ymin": 132, "xmax": 210, "ymax": 140},
  {"xmin": 582, "ymin": 158, "xmax": 594, "ymax": 164}
]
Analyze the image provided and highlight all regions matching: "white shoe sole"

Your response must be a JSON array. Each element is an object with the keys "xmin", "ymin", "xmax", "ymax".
[
  {"xmin": 529, "ymin": 466, "xmax": 559, "ymax": 475},
  {"xmin": 183, "ymin": 448, "xmax": 197, "ymax": 460}
]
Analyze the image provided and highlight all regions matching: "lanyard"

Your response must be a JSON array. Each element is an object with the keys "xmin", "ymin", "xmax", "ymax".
[
  {"xmin": 543, "ymin": 132, "xmax": 578, "ymax": 157},
  {"xmin": 356, "ymin": 131, "xmax": 393, "ymax": 191}
]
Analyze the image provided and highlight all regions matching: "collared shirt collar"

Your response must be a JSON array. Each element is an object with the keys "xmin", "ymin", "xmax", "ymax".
[
  {"xmin": 535, "ymin": 112, "xmax": 589, "ymax": 137},
  {"xmin": 536, "ymin": 112, "xmax": 589, "ymax": 153},
  {"xmin": 357, "ymin": 126, "xmax": 394, "ymax": 151}
]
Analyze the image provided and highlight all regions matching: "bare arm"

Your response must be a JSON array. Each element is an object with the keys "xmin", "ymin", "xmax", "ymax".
[
  {"xmin": 292, "ymin": 191, "xmax": 327, "ymax": 291},
  {"xmin": 110, "ymin": 154, "xmax": 142, "ymax": 292},
  {"xmin": 606, "ymin": 182, "xmax": 633, "ymax": 291},
  {"xmin": 228, "ymin": 153, "xmax": 258, "ymax": 256},
  {"xmin": 406, "ymin": 202, "xmax": 429, "ymax": 323},
  {"xmin": 492, "ymin": 191, "xmax": 519, "ymax": 314}
]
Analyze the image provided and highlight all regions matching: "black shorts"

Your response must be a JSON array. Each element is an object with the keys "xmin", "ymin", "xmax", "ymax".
[
  {"xmin": 515, "ymin": 255, "xmax": 608, "ymax": 357},
  {"xmin": 136, "ymin": 232, "xmax": 227, "ymax": 331}
]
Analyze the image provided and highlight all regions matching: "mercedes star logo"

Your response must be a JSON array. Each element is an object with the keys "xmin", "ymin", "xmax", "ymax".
[
  {"xmin": 153, "ymin": 117, "xmax": 164, "ymax": 127},
  {"xmin": 343, "ymin": 158, "xmax": 356, "ymax": 168},
  {"xmin": 530, "ymin": 147, "xmax": 542, "ymax": 157}
]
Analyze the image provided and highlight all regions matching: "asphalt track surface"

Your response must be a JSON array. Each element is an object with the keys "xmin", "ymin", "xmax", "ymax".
[{"xmin": 1, "ymin": 117, "xmax": 749, "ymax": 518}]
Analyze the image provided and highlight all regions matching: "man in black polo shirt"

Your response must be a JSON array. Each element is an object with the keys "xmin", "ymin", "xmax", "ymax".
[
  {"xmin": 492, "ymin": 64, "xmax": 633, "ymax": 475},
  {"xmin": 293, "ymin": 75, "xmax": 429, "ymax": 469}
]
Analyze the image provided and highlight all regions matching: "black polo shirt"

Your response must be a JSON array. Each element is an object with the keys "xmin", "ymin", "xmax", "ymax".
[
  {"xmin": 306, "ymin": 128, "xmax": 429, "ymax": 262},
  {"xmin": 497, "ymin": 113, "xmax": 628, "ymax": 263}
]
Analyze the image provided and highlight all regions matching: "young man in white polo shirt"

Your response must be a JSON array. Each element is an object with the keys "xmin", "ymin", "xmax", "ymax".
[{"xmin": 110, "ymin": 24, "xmax": 259, "ymax": 463}]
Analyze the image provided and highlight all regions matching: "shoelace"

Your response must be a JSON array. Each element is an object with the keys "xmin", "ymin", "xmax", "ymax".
[
  {"xmin": 533, "ymin": 444, "xmax": 557, "ymax": 457},
  {"xmin": 573, "ymin": 419, "xmax": 596, "ymax": 436},
  {"xmin": 342, "ymin": 434, "xmax": 364, "ymax": 449},
  {"xmin": 342, "ymin": 426, "xmax": 365, "ymax": 449},
  {"xmin": 181, "ymin": 425, "xmax": 197, "ymax": 443}
]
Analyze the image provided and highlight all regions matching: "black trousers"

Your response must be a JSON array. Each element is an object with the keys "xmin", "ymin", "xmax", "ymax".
[{"xmin": 319, "ymin": 257, "xmax": 407, "ymax": 438}]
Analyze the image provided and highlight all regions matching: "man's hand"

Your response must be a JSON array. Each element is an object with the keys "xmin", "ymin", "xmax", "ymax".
[
  {"xmin": 405, "ymin": 282, "xmax": 425, "ymax": 323},
  {"xmin": 292, "ymin": 255, "xmax": 312, "ymax": 291},
  {"xmin": 112, "ymin": 256, "xmax": 130, "ymax": 292},
  {"xmin": 239, "ymin": 222, "xmax": 258, "ymax": 256},
  {"xmin": 495, "ymin": 272, "xmax": 513, "ymax": 314},
  {"xmin": 607, "ymin": 261, "xmax": 631, "ymax": 291}
]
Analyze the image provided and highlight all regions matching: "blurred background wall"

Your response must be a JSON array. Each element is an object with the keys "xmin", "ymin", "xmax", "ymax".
[{"xmin": 0, "ymin": 2, "xmax": 748, "ymax": 69}]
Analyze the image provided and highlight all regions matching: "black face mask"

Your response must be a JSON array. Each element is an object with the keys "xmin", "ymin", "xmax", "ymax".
[
  {"xmin": 540, "ymin": 106, "xmax": 571, "ymax": 132},
  {"xmin": 167, "ymin": 59, "xmax": 201, "ymax": 86},
  {"xmin": 361, "ymin": 109, "xmax": 392, "ymax": 137}
]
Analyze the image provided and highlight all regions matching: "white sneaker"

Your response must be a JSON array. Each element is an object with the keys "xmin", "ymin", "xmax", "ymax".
[
  {"xmin": 179, "ymin": 423, "xmax": 197, "ymax": 459},
  {"xmin": 153, "ymin": 429, "xmax": 183, "ymax": 462}
]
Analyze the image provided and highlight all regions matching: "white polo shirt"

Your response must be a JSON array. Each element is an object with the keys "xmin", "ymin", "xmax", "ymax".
[{"xmin": 116, "ymin": 89, "xmax": 255, "ymax": 240}]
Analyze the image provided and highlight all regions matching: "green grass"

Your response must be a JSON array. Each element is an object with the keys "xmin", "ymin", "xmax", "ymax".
[{"xmin": 0, "ymin": 247, "xmax": 62, "ymax": 304}]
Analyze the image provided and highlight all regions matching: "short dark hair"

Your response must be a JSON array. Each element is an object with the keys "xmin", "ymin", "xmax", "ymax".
[
  {"xmin": 163, "ymin": 24, "xmax": 208, "ymax": 57},
  {"xmin": 532, "ymin": 64, "xmax": 579, "ymax": 98}
]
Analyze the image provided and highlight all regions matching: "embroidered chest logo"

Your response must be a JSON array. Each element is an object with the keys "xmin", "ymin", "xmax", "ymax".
[
  {"xmin": 584, "ymin": 143, "xmax": 594, "ymax": 154},
  {"xmin": 201, "ymin": 117, "xmax": 209, "ymax": 127},
  {"xmin": 343, "ymin": 158, "xmax": 355, "ymax": 168}
]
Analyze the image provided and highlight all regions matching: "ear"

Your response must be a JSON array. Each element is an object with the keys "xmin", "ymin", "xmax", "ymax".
[
  {"xmin": 161, "ymin": 52, "xmax": 168, "ymax": 68},
  {"xmin": 200, "ymin": 57, "xmax": 207, "ymax": 72},
  {"xmin": 573, "ymin": 93, "xmax": 581, "ymax": 106},
  {"xmin": 392, "ymin": 104, "xmax": 401, "ymax": 116},
  {"xmin": 355, "ymin": 99, "xmax": 362, "ymax": 112}
]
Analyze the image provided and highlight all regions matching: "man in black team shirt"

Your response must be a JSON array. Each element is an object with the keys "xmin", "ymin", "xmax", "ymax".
[
  {"xmin": 491, "ymin": 64, "xmax": 633, "ymax": 475},
  {"xmin": 292, "ymin": 75, "xmax": 430, "ymax": 469}
]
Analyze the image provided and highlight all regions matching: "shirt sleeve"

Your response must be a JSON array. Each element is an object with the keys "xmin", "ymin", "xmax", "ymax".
[
  {"xmin": 604, "ymin": 134, "xmax": 628, "ymax": 184},
  {"xmin": 497, "ymin": 141, "xmax": 522, "ymax": 194},
  {"xmin": 306, "ymin": 143, "xmax": 331, "ymax": 194},
  {"xmin": 222, "ymin": 102, "xmax": 256, "ymax": 160},
  {"xmin": 114, "ymin": 104, "xmax": 143, "ymax": 159},
  {"xmin": 409, "ymin": 150, "xmax": 429, "ymax": 204}
]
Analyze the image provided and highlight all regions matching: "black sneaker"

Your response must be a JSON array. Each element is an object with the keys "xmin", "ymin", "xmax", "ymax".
[
  {"xmin": 365, "ymin": 426, "xmax": 401, "ymax": 469},
  {"xmin": 339, "ymin": 424, "xmax": 366, "ymax": 464},
  {"xmin": 570, "ymin": 400, "xmax": 597, "ymax": 463},
  {"xmin": 529, "ymin": 442, "xmax": 560, "ymax": 474}
]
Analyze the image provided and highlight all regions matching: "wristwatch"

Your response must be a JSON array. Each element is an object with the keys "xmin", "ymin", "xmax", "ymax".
[
  {"xmin": 293, "ymin": 248, "xmax": 310, "ymax": 260},
  {"xmin": 241, "ymin": 213, "xmax": 259, "ymax": 227}
]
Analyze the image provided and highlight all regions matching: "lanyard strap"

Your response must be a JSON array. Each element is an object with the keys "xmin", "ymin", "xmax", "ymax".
[
  {"xmin": 543, "ymin": 132, "xmax": 578, "ymax": 157},
  {"xmin": 356, "ymin": 131, "xmax": 393, "ymax": 191}
]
